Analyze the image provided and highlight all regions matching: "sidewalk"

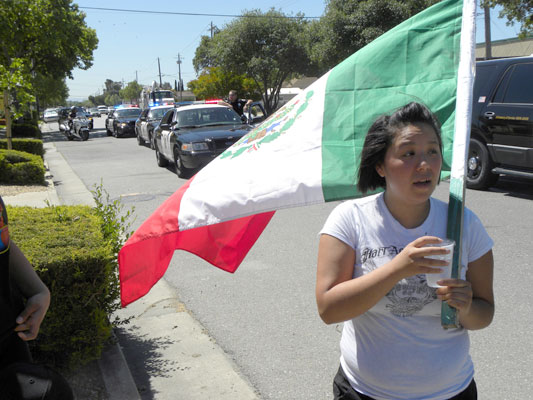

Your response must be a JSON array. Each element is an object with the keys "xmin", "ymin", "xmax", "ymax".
[{"xmin": 3, "ymin": 140, "xmax": 260, "ymax": 399}]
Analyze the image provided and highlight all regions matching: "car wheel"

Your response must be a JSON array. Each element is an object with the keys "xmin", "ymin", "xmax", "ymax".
[
  {"xmin": 81, "ymin": 130, "xmax": 89, "ymax": 141},
  {"xmin": 113, "ymin": 126, "xmax": 118, "ymax": 138},
  {"xmin": 137, "ymin": 131, "xmax": 144, "ymax": 146},
  {"xmin": 155, "ymin": 142, "xmax": 169, "ymax": 167},
  {"xmin": 173, "ymin": 147, "xmax": 191, "ymax": 178},
  {"xmin": 466, "ymin": 138, "xmax": 499, "ymax": 190}
]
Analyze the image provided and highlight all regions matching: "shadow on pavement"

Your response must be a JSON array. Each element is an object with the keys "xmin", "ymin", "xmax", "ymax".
[
  {"xmin": 114, "ymin": 326, "xmax": 178, "ymax": 400},
  {"xmin": 489, "ymin": 175, "xmax": 533, "ymax": 200}
]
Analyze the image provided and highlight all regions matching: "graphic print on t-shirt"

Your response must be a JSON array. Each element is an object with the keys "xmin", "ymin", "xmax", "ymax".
[
  {"xmin": 0, "ymin": 200, "xmax": 9, "ymax": 254},
  {"xmin": 362, "ymin": 244, "xmax": 437, "ymax": 317}
]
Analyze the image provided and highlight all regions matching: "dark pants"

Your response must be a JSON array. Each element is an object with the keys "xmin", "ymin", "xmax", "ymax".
[
  {"xmin": 0, "ymin": 333, "xmax": 32, "ymax": 369},
  {"xmin": 0, "ymin": 334, "xmax": 74, "ymax": 400},
  {"xmin": 333, "ymin": 365, "xmax": 477, "ymax": 400}
]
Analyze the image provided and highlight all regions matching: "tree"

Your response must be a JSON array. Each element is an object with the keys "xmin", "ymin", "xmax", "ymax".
[
  {"xmin": 198, "ymin": 9, "xmax": 310, "ymax": 114},
  {"xmin": 119, "ymin": 81, "xmax": 143, "ymax": 104},
  {"xmin": 483, "ymin": 0, "xmax": 532, "ymax": 38},
  {"xmin": 0, "ymin": 0, "xmax": 97, "ymax": 124},
  {"xmin": 33, "ymin": 74, "xmax": 69, "ymax": 109},
  {"xmin": 188, "ymin": 67, "xmax": 260, "ymax": 100},
  {"xmin": 105, "ymin": 94, "xmax": 121, "ymax": 107},
  {"xmin": 307, "ymin": 0, "xmax": 440, "ymax": 74},
  {"xmin": 0, "ymin": 59, "xmax": 35, "ymax": 149},
  {"xmin": 104, "ymin": 79, "xmax": 122, "ymax": 97},
  {"xmin": 89, "ymin": 94, "xmax": 106, "ymax": 106},
  {"xmin": 193, "ymin": 35, "xmax": 219, "ymax": 75},
  {"xmin": 0, "ymin": 0, "xmax": 97, "ymax": 79}
]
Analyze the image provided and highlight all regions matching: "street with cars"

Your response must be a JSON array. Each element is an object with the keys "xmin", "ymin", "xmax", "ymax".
[{"xmin": 41, "ymin": 117, "xmax": 533, "ymax": 400}]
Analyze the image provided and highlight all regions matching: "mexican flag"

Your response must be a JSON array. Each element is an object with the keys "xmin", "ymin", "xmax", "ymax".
[{"xmin": 119, "ymin": 0, "xmax": 476, "ymax": 307}]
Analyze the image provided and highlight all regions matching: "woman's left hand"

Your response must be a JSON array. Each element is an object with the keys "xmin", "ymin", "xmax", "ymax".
[
  {"xmin": 436, "ymin": 279, "xmax": 473, "ymax": 315},
  {"xmin": 14, "ymin": 290, "xmax": 50, "ymax": 341}
]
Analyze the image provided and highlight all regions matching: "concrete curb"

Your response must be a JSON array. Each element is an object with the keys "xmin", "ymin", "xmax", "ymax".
[{"xmin": 98, "ymin": 333, "xmax": 141, "ymax": 400}]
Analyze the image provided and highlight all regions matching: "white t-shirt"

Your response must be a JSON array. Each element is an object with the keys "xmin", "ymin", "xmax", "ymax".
[{"xmin": 320, "ymin": 193, "xmax": 493, "ymax": 400}]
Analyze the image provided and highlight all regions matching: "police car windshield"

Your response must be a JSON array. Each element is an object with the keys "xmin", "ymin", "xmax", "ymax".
[
  {"xmin": 116, "ymin": 108, "xmax": 141, "ymax": 117},
  {"xmin": 177, "ymin": 107, "xmax": 241, "ymax": 128}
]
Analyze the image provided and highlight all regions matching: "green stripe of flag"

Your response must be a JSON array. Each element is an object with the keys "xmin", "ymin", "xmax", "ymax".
[{"xmin": 321, "ymin": 0, "xmax": 462, "ymax": 202}]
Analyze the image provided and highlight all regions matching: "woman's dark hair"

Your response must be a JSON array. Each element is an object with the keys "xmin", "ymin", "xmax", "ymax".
[{"xmin": 357, "ymin": 102, "xmax": 442, "ymax": 193}]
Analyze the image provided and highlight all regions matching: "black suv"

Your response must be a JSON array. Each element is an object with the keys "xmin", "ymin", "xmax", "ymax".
[{"xmin": 467, "ymin": 56, "xmax": 533, "ymax": 189}]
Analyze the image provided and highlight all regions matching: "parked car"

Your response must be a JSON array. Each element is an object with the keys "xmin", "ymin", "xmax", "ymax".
[
  {"xmin": 43, "ymin": 108, "xmax": 59, "ymax": 122},
  {"xmin": 97, "ymin": 105, "xmax": 108, "ymax": 115},
  {"xmin": 89, "ymin": 108, "xmax": 101, "ymax": 117},
  {"xmin": 105, "ymin": 106, "xmax": 141, "ymax": 137},
  {"xmin": 467, "ymin": 56, "xmax": 533, "ymax": 189},
  {"xmin": 153, "ymin": 104, "xmax": 254, "ymax": 178},
  {"xmin": 135, "ymin": 105, "xmax": 175, "ymax": 148}
]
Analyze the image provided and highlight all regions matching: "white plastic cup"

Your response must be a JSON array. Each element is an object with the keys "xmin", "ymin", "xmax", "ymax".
[{"xmin": 424, "ymin": 239, "xmax": 455, "ymax": 288}]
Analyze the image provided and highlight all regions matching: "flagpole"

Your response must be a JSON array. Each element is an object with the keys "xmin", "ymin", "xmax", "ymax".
[{"xmin": 442, "ymin": 0, "xmax": 477, "ymax": 329}]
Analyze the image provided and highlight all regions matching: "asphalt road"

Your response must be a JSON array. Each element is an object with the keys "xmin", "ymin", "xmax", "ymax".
[{"xmin": 42, "ymin": 117, "xmax": 533, "ymax": 400}]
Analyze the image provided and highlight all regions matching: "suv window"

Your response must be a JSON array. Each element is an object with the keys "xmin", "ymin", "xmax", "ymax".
[
  {"xmin": 491, "ymin": 66, "xmax": 513, "ymax": 103},
  {"xmin": 499, "ymin": 63, "xmax": 533, "ymax": 104},
  {"xmin": 473, "ymin": 65, "xmax": 497, "ymax": 102}
]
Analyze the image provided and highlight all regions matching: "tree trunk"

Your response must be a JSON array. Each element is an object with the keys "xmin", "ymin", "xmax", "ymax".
[{"xmin": 3, "ymin": 90, "xmax": 12, "ymax": 150}]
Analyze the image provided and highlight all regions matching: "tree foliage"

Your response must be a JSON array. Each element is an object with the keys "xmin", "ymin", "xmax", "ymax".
[
  {"xmin": 307, "ymin": 0, "xmax": 440, "ymax": 74},
  {"xmin": 0, "ymin": 0, "xmax": 98, "ymax": 80},
  {"xmin": 33, "ymin": 74, "xmax": 69, "ymax": 109},
  {"xmin": 0, "ymin": 59, "xmax": 35, "ymax": 118},
  {"xmin": 188, "ymin": 67, "xmax": 260, "ymax": 100},
  {"xmin": 0, "ymin": 0, "xmax": 97, "ymax": 118},
  {"xmin": 119, "ymin": 81, "xmax": 143, "ymax": 104},
  {"xmin": 88, "ymin": 94, "xmax": 106, "ymax": 106},
  {"xmin": 483, "ymin": 0, "xmax": 533, "ymax": 38},
  {"xmin": 104, "ymin": 94, "xmax": 121, "ymax": 107},
  {"xmin": 194, "ymin": 9, "xmax": 310, "ymax": 114},
  {"xmin": 104, "ymin": 79, "xmax": 122, "ymax": 97}
]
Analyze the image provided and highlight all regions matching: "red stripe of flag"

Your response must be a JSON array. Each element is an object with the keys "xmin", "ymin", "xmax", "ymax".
[{"xmin": 118, "ymin": 177, "xmax": 275, "ymax": 307}]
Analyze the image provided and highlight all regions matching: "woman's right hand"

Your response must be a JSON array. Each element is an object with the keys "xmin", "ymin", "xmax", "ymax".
[{"xmin": 393, "ymin": 236, "xmax": 450, "ymax": 279}]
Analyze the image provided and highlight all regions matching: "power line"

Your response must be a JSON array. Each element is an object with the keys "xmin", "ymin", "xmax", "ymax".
[{"xmin": 79, "ymin": 6, "xmax": 320, "ymax": 19}]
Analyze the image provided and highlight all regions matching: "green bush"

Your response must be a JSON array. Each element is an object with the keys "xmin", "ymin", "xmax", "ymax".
[
  {"xmin": 0, "ymin": 149, "xmax": 45, "ymax": 185},
  {"xmin": 8, "ymin": 205, "xmax": 119, "ymax": 369},
  {"xmin": 12, "ymin": 122, "xmax": 42, "ymax": 139},
  {"xmin": 0, "ymin": 138, "xmax": 44, "ymax": 157}
]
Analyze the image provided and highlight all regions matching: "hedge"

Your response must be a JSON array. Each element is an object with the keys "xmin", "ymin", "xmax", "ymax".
[
  {"xmin": 0, "ymin": 149, "xmax": 45, "ymax": 185},
  {"xmin": 12, "ymin": 122, "xmax": 42, "ymax": 139},
  {"xmin": 8, "ymin": 205, "xmax": 120, "ymax": 369},
  {"xmin": 0, "ymin": 138, "xmax": 44, "ymax": 157}
]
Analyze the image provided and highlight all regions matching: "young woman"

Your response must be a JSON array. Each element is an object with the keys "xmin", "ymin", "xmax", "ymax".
[{"xmin": 316, "ymin": 102, "xmax": 494, "ymax": 400}]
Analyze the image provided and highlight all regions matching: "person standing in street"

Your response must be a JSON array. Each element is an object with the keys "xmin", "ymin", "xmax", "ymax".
[
  {"xmin": 316, "ymin": 102, "xmax": 494, "ymax": 400},
  {"xmin": 219, "ymin": 90, "xmax": 253, "ymax": 116}
]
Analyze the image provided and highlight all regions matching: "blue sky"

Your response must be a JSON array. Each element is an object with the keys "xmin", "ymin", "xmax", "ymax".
[{"xmin": 67, "ymin": 1, "xmax": 523, "ymax": 101}]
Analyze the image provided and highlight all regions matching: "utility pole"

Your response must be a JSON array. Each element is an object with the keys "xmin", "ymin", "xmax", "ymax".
[
  {"xmin": 210, "ymin": 21, "xmax": 215, "ymax": 38},
  {"xmin": 135, "ymin": 70, "xmax": 138, "ymax": 82},
  {"xmin": 484, "ymin": 6, "xmax": 492, "ymax": 60},
  {"xmin": 158, "ymin": 57, "xmax": 163, "ymax": 87},
  {"xmin": 176, "ymin": 53, "xmax": 183, "ymax": 101}
]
